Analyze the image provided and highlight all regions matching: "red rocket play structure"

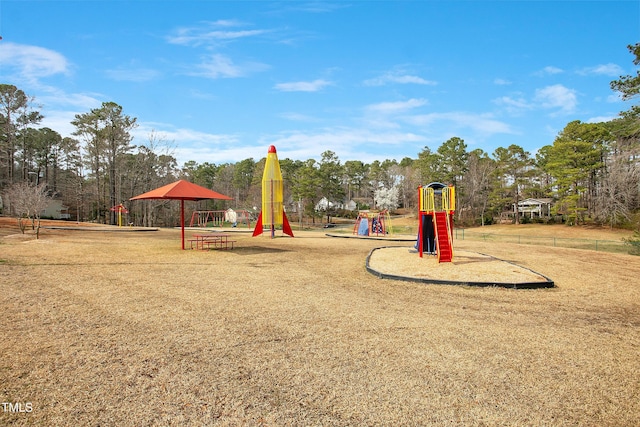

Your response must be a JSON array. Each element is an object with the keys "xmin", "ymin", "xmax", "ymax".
[{"xmin": 252, "ymin": 145, "xmax": 294, "ymax": 238}]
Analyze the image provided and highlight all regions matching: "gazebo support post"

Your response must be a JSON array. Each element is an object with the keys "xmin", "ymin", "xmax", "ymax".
[{"xmin": 181, "ymin": 199, "xmax": 185, "ymax": 250}]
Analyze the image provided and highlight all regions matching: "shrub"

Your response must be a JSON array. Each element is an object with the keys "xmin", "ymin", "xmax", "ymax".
[{"xmin": 475, "ymin": 215, "xmax": 493, "ymax": 226}]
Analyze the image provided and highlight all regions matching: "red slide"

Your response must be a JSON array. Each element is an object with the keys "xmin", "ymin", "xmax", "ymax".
[{"xmin": 434, "ymin": 211, "xmax": 453, "ymax": 263}]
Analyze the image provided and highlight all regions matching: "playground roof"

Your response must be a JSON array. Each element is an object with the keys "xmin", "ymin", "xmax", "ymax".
[{"xmin": 130, "ymin": 180, "xmax": 232, "ymax": 250}]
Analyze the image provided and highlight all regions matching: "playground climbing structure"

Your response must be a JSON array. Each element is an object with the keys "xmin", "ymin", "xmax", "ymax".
[
  {"xmin": 417, "ymin": 183, "xmax": 455, "ymax": 262},
  {"xmin": 353, "ymin": 210, "xmax": 391, "ymax": 236}
]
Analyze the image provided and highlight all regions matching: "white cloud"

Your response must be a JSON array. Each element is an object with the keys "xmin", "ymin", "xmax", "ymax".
[
  {"xmin": 279, "ymin": 112, "xmax": 319, "ymax": 122},
  {"xmin": 0, "ymin": 42, "xmax": 69, "ymax": 83},
  {"xmin": 209, "ymin": 19, "xmax": 244, "ymax": 27},
  {"xmin": 493, "ymin": 95, "xmax": 532, "ymax": 114},
  {"xmin": 188, "ymin": 90, "xmax": 216, "ymax": 100},
  {"xmin": 167, "ymin": 20, "xmax": 270, "ymax": 46},
  {"xmin": 39, "ymin": 90, "xmax": 103, "ymax": 110},
  {"xmin": 405, "ymin": 112, "xmax": 514, "ymax": 135},
  {"xmin": 607, "ymin": 94, "xmax": 622, "ymax": 103},
  {"xmin": 136, "ymin": 125, "xmax": 239, "ymax": 147},
  {"xmin": 284, "ymin": 2, "xmax": 350, "ymax": 13},
  {"xmin": 366, "ymin": 98, "xmax": 427, "ymax": 114},
  {"xmin": 534, "ymin": 84, "xmax": 577, "ymax": 114},
  {"xmin": 38, "ymin": 92, "xmax": 125, "ymax": 139},
  {"xmin": 364, "ymin": 71, "xmax": 436, "ymax": 86},
  {"xmin": 494, "ymin": 78, "xmax": 512, "ymax": 85},
  {"xmin": 131, "ymin": 123, "xmax": 241, "ymax": 165},
  {"xmin": 577, "ymin": 63, "xmax": 624, "ymax": 77},
  {"xmin": 274, "ymin": 79, "xmax": 332, "ymax": 92},
  {"xmin": 38, "ymin": 110, "xmax": 81, "ymax": 138},
  {"xmin": 586, "ymin": 115, "xmax": 618, "ymax": 123},
  {"xmin": 152, "ymin": 125, "xmax": 426, "ymax": 165},
  {"xmin": 535, "ymin": 66, "xmax": 564, "ymax": 76},
  {"xmin": 105, "ymin": 67, "xmax": 161, "ymax": 82},
  {"xmin": 189, "ymin": 54, "xmax": 269, "ymax": 79},
  {"xmin": 35, "ymin": 90, "xmax": 105, "ymax": 137},
  {"xmin": 173, "ymin": 144, "xmax": 255, "ymax": 166},
  {"xmin": 264, "ymin": 128, "xmax": 426, "ymax": 161}
]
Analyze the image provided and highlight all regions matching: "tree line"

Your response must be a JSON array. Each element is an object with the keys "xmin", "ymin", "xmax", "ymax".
[{"xmin": 1, "ymin": 44, "xmax": 639, "ymax": 230}]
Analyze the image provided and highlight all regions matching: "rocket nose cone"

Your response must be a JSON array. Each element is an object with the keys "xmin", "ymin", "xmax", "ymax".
[{"xmin": 268, "ymin": 145, "xmax": 277, "ymax": 154}]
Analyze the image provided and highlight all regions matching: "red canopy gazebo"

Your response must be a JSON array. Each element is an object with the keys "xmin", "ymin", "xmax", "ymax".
[{"xmin": 130, "ymin": 180, "xmax": 232, "ymax": 250}]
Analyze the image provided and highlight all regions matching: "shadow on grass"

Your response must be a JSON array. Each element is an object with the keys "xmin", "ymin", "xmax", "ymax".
[{"xmin": 230, "ymin": 246, "xmax": 291, "ymax": 255}]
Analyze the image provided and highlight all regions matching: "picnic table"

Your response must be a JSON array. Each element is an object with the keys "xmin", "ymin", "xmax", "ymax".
[{"xmin": 189, "ymin": 232, "xmax": 236, "ymax": 250}]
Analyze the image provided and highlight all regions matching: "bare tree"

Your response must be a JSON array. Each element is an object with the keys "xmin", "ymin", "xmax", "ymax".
[
  {"xmin": 3, "ymin": 181, "xmax": 51, "ymax": 238},
  {"xmin": 460, "ymin": 149, "xmax": 496, "ymax": 226},
  {"xmin": 595, "ymin": 138, "xmax": 640, "ymax": 227}
]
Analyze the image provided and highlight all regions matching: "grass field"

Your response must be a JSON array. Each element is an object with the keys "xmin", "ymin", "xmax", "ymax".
[{"xmin": 1, "ymin": 219, "xmax": 639, "ymax": 425}]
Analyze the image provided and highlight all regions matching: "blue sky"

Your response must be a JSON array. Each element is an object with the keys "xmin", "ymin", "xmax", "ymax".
[{"xmin": 0, "ymin": 1, "xmax": 638, "ymax": 166}]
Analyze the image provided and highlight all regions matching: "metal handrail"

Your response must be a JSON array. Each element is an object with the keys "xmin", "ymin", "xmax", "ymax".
[{"xmin": 420, "ymin": 187, "xmax": 435, "ymax": 213}]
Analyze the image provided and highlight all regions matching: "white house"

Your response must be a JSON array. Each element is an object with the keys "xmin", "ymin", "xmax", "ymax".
[
  {"xmin": 344, "ymin": 200, "xmax": 357, "ymax": 211},
  {"xmin": 315, "ymin": 197, "xmax": 344, "ymax": 211},
  {"xmin": 41, "ymin": 199, "xmax": 70, "ymax": 219},
  {"xmin": 513, "ymin": 198, "xmax": 553, "ymax": 218}
]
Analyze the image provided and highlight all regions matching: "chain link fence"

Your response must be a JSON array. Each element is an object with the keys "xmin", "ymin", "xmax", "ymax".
[{"xmin": 453, "ymin": 228, "xmax": 631, "ymax": 254}]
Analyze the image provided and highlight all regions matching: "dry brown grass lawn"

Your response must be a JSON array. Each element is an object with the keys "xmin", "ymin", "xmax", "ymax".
[{"xmin": 1, "ymin": 219, "xmax": 639, "ymax": 426}]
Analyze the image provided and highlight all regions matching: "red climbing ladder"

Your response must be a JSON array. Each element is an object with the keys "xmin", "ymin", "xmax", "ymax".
[{"xmin": 434, "ymin": 211, "xmax": 453, "ymax": 263}]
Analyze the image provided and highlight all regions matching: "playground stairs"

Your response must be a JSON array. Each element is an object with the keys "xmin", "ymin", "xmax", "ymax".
[{"xmin": 434, "ymin": 211, "xmax": 453, "ymax": 263}]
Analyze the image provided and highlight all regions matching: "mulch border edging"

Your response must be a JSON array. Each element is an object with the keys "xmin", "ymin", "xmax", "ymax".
[
  {"xmin": 43, "ymin": 226, "xmax": 158, "ymax": 232},
  {"xmin": 365, "ymin": 246, "xmax": 555, "ymax": 289}
]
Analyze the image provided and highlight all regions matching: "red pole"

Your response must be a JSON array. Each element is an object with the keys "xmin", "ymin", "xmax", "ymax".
[
  {"xmin": 181, "ymin": 199, "xmax": 185, "ymax": 250},
  {"xmin": 449, "ymin": 212, "xmax": 454, "ymax": 242}
]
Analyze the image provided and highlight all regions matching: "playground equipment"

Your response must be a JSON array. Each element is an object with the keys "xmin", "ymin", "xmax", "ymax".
[
  {"xmin": 353, "ymin": 210, "xmax": 391, "ymax": 236},
  {"xmin": 253, "ymin": 145, "xmax": 294, "ymax": 238},
  {"xmin": 110, "ymin": 203, "xmax": 129, "ymax": 227},
  {"xmin": 189, "ymin": 209, "xmax": 251, "ymax": 228},
  {"xmin": 417, "ymin": 183, "xmax": 455, "ymax": 262}
]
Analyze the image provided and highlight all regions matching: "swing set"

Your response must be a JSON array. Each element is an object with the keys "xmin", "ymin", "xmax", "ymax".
[{"xmin": 189, "ymin": 209, "xmax": 251, "ymax": 228}]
